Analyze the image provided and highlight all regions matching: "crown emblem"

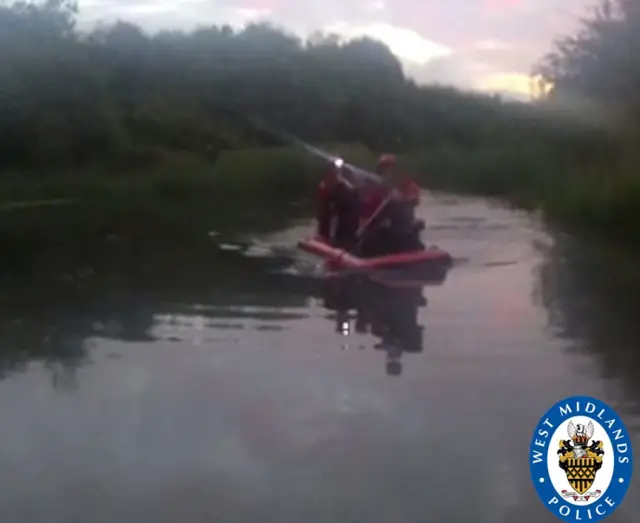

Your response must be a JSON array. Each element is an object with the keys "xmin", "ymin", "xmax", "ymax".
[{"xmin": 570, "ymin": 422, "xmax": 593, "ymax": 446}]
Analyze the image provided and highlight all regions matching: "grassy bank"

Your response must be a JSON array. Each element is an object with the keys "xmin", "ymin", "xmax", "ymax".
[
  {"xmin": 0, "ymin": 143, "xmax": 378, "ymax": 206},
  {"xmin": 0, "ymin": 144, "xmax": 376, "ymax": 248},
  {"xmin": 4, "ymin": 141, "xmax": 640, "ymax": 245},
  {"xmin": 399, "ymin": 147, "xmax": 640, "ymax": 238}
]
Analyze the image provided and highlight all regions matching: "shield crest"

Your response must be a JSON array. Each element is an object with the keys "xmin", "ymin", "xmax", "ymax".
[
  {"xmin": 558, "ymin": 420, "xmax": 605, "ymax": 497},
  {"xmin": 562, "ymin": 457, "xmax": 598, "ymax": 494}
]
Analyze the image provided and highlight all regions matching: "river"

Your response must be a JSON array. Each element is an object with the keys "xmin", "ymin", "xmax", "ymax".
[{"xmin": 0, "ymin": 193, "xmax": 638, "ymax": 522}]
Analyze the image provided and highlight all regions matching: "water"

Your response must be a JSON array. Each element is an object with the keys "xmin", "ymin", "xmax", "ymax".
[{"xmin": 0, "ymin": 193, "xmax": 639, "ymax": 522}]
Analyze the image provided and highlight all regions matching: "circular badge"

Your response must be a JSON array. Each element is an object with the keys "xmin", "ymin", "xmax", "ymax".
[{"xmin": 530, "ymin": 396, "xmax": 633, "ymax": 522}]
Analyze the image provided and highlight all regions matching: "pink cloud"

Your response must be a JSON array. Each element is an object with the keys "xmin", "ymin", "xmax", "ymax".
[
  {"xmin": 246, "ymin": 0, "xmax": 278, "ymax": 10},
  {"xmin": 483, "ymin": 0, "xmax": 521, "ymax": 11}
]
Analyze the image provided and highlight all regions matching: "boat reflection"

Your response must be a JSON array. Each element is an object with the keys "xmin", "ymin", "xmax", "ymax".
[{"xmin": 321, "ymin": 275, "xmax": 427, "ymax": 376}]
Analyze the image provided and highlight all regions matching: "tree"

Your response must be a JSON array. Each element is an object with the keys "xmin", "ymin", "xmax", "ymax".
[{"xmin": 535, "ymin": 0, "xmax": 640, "ymax": 138}]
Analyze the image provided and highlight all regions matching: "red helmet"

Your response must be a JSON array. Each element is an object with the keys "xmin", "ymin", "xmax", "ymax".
[{"xmin": 377, "ymin": 154, "xmax": 396, "ymax": 168}]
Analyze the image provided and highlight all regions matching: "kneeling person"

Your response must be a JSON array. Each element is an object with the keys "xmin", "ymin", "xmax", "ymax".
[
  {"xmin": 316, "ymin": 160, "xmax": 361, "ymax": 249},
  {"xmin": 359, "ymin": 154, "xmax": 423, "ymax": 256}
]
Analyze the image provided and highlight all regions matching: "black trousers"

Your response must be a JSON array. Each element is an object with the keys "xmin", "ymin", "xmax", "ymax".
[{"xmin": 360, "ymin": 201, "xmax": 422, "ymax": 256}]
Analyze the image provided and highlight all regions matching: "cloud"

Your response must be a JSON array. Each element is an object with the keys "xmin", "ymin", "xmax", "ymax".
[
  {"xmin": 483, "ymin": 0, "xmax": 522, "ymax": 12},
  {"xmin": 475, "ymin": 39, "xmax": 511, "ymax": 51},
  {"xmin": 468, "ymin": 62, "xmax": 494, "ymax": 73},
  {"xmin": 235, "ymin": 7, "xmax": 273, "ymax": 22},
  {"xmin": 118, "ymin": 4, "xmax": 175, "ymax": 16},
  {"xmin": 404, "ymin": 53, "xmax": 476, "ymax": 87},
  {"xmin": 74, "ymin": 0, "xmax": 592, "ymax": 98},
  {"xmin": 478, "ymin": 72, "xmax": 532, "ymax": 96},
  {"xmin": 325, "ymin": 22, "xmax": 451, "ymax": 65}
]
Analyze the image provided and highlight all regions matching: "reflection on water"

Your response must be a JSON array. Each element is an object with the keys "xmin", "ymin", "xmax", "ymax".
[
  {"xmin": 1, "ymin": 193, "xmax": 640, "ymax": 522},
  {"xmin": 536, "ymin": 233, "xmax": 640, "ymax": 425},
  {"xmin": 321, "ymin": 276, "xmax": 427, "ymax": 376}
]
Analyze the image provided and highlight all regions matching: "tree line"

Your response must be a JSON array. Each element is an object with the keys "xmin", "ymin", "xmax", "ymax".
[
  {"xmin": 1, "ymin": 0, "xmax": 627, "ymax": 174},
  {"xmin": 0, "ymin": 1, "xmax": 636, "ymax": 174}
]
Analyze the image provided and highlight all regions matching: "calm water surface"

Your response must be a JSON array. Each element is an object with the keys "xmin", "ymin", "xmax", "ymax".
[{"xmin": 0, "ymin": 193, "xmax": 639, "ymax": 523}]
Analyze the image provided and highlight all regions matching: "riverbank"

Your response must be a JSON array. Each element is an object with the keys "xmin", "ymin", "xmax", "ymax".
[
  {"xmin": 0, "ymin": 147, "xmax": 310, "ymax": 245},
  {"xmin": 0, "ymin": 144, "xmax": 378, "ymax": 275},
  {"xmin": 403, "ymin": 149, "xmax": 640, "ymax": 241},
  {"xmin": 3, "ymin": 142, "xmax": 639, "ymax": 246}
]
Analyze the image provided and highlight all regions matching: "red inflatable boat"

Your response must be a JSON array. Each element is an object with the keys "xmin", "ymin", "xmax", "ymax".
[{"xmin": 298, "ymin": 236, "xmax": 452, "ymax": 273}]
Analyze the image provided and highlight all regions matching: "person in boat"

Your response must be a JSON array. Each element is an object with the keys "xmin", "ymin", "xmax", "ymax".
[
  {"xmin": 359, "ymin": 154, "xmax": 424, "ymax": 256},
  {"xmin": 316, "ymin": 159, "xmax": 361, "ymax": 249}
]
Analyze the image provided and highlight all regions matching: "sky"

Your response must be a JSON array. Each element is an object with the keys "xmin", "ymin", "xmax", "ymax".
[{"xmin": 76, "ymin": 0, "xmax": 592, "ymax": 99}]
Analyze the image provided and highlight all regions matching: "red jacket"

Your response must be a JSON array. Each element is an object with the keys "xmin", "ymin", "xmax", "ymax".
[
  {"xmin": 316, "ymin": 170, "xmax": 339, "ymax": 209},
  {"xmin": 360, "ymin": 177, "xmax": 420, "ymax": 220}
]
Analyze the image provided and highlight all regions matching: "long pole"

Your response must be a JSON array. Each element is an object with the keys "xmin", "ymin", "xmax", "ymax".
[
  {"xmin": 243, "ymin": 115, "xmax": 383, "ymax": 186},
  {"xmin": 356, "ymin": 191, "xmax": 393, "ymax": 240}
]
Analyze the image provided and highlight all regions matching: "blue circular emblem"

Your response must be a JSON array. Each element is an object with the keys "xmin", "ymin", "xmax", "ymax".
[{"xmin": 530, "ymin": 396, "xmax": 633, "ymax": 522}]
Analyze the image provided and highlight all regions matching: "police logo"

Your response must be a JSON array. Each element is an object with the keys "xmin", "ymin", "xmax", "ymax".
[
  {"xmin": 530, "ymin": 396, "xmax": 633, "ymax": 522},
  {"xmin": 558, "ymin": 421, "xmax": 604, "ymax": 499}
]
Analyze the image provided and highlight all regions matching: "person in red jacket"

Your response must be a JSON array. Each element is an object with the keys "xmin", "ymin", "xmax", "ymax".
[
  {"xmin": 316, "ymin": 159, "xmax": 360, "ymax": 248},
  {"xmin": 359, "ymin": 154, "xmax": 423, "ymax": 255},
  {"xmin": 379, "ymin": 153, "xmax": 420, "ymax": 206},
  {"xmin": 360, "ymin": 154, "xmax": 420, "ymax": 221}
]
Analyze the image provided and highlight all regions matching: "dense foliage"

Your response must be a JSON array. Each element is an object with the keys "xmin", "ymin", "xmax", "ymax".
[
  {"xmin": 0, "ymin": 0, "xmax": 606, "ymax": 170},
  {"xmin": 536, "ymin": 0, "xmax": 640, "ymax": 141}
]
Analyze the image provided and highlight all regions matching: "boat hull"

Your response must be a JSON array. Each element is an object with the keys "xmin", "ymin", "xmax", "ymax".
[{"xmin": 297, "ymin": 237, "xmax": 452, "ymax": 284}]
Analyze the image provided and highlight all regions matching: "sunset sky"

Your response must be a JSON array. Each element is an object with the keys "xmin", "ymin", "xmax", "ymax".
[{"xmin": 77, "ymin": 0, "xmax": 591, "ymax": 98}]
